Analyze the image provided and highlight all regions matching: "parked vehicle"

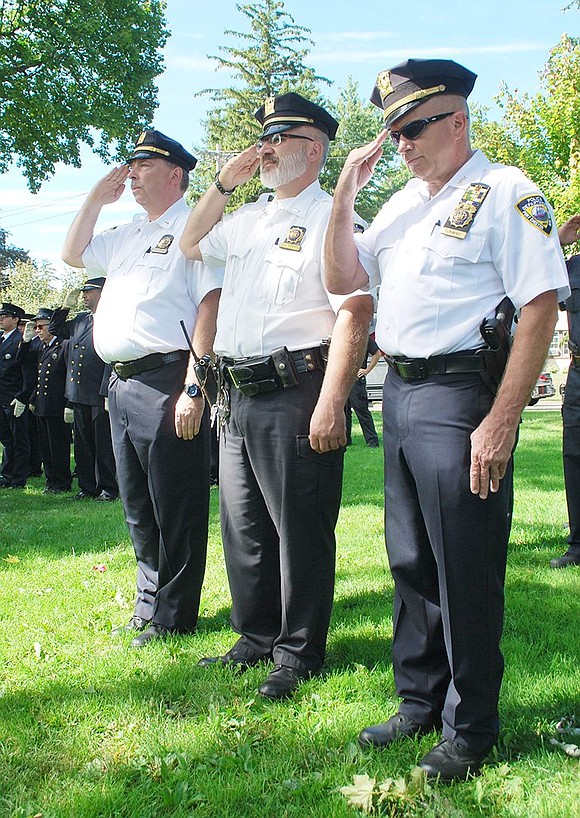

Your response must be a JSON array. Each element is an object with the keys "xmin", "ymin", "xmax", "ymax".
[
  {"xmin": 528, "ymin": 372, "xmax": 556, "ymax": 405},
  {"xmin": 366, "ymin": 358, "xmax": 388, "ymax": 403}
]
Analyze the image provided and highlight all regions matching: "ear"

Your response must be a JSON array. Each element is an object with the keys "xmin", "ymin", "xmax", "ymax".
[
  {"xmin": 452, "ymin": 111, "xmax": 469, "ymax": 139},
  {"xmin": 307, "ymin": 140, "xmax": 324, "ymax": 165}
]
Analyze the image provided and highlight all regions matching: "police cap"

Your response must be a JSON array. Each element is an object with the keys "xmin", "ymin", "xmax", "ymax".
[
  {"xmin": 370, "ymin": 58, "xmax": 477, "ymax": 128},
  {"xmin": 81, "ymin": 277, "xmax": 106, "ymax": 291},
  {"xmin": 127, "ymin": 129, "xmax": 197, "ymax": 172},
  {"xmin": 255, "ymin": 93, "xmax": 339, "ymax": 140},
  {"xmin": 0, "ymin": 302, "xmax": 25, "ymax": 319}
]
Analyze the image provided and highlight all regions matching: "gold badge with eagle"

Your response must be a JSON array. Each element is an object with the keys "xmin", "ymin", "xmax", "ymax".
[
  {"xmin": 279, "ymin": 225, "xmax": 306, "ymax": 251},
  {"xmin": 150, "ymin": 234, "xmax": 174, "ymax": 254},
  {"xmin": 440, "ymin": 183, "xmax": 491, "ymax": 239}
]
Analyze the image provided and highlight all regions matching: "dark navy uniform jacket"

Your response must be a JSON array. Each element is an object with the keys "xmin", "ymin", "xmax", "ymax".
[
  {"xmin": 49, "ymin": 308, "xmax": 107, "ymax": 406},
  {"xmin": 0, "ymin": 330, "xmax": 34, "ymax": 406},
  {"xmin": 20, "ymin": 338, "xmax": 69, "ymax": 418}
]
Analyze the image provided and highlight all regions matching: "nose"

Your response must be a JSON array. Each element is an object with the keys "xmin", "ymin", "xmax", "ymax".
[
  {"xmin": 256, "ymin": 141, "xmax": 274, "ymax": 156},
  {"xmin": 397, "ymin": 136, "xmax": 413, "ymax": 155}
]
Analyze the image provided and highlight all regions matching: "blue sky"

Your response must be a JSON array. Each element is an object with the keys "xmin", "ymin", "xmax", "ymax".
[{"xmin": 0, "ymin": 0, "xmax": 577, "ymax": 277}]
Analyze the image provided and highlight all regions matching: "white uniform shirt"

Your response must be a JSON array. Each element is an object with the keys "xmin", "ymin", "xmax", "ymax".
[
  {"xmin": 199, "ymin": 180, "xmax": 361, "ymax": 358},
  {"xmin": 84, "ymin": 199, "xmax": 222, "ymax": 363},
  {"xmin": 356, "ymin": 150, "xmax": 570, "ymax": 358}
]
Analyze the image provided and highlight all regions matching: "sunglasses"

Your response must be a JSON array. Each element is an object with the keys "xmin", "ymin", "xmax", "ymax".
[
  {"xmin": 389, "ymin": 112, "xmax": 455, "ymax": 145},
  {"xmin": 255, "ymin": 133, "xmax": 315, "ymax": 150}
]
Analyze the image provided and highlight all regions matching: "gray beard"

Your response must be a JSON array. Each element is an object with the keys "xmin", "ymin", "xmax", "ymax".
[{"xmin": 260, "ymin": 147, "xmax": 309, "ymax": 189}]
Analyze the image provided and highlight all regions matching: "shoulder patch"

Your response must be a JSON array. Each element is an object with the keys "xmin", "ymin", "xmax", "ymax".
[{"xmin": 515, "ymin": 195, "xmax": 553, "ymax": 236}]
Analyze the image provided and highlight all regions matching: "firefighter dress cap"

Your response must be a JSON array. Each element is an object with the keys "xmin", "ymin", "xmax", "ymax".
[
  {"xmin": 33, "ymin": 307, "xmax": 54, "ymax": 322},
  {"xmin": 127, "ymin": 129, "xmax": 197, "ymax": 172},
  {"xmin": 255, "ymin": 93, "xmax": 339, "ymax": 140},
  {"xmin": 0, "ymin": 303, "xmax": 25, "ymax": 319},
  {"xmin": 371, "ymin": 58, "xmax": 477, "ymax": 129}
]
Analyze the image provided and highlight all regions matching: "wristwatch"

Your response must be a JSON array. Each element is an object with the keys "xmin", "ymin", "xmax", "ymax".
[{"xmin": 183, "ymin": 383, "xmax": 203, "ymax": 399}]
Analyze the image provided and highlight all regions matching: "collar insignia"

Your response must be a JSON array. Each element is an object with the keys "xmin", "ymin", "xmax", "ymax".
[
  {"xmin": 279, "ymin": 225, "xmax": 306, "ymax": 252},
  {"xmin": 440, "ymin": 183, "xmax": 491, "ymax": 239},
  {"xmin": 515, "ymin": 195, "xmax": 553, "ymax": 236}
]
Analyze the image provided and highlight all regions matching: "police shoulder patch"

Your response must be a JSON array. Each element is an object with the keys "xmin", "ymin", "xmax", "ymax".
[{"xmin": 515, "ymin": 194, "xmax": 553, "ymax": 236}]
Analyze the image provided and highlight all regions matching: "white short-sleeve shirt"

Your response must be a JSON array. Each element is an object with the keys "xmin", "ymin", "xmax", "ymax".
[
  {"xmin": 84, "ymin": 199, "xmax": 222, "ymax": 363},
  {"xmin": 200, "ymin": 180, "xmax": 366, "ymax": 358},
  {"xmin": 356, "ymin": 150, "xmax": 570, "ymax": 358}
]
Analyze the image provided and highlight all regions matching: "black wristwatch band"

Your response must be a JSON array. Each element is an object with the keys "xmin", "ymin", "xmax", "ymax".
[{"xmin": 214, "ymin": 172, "xmax": 236, "ymax": 196}]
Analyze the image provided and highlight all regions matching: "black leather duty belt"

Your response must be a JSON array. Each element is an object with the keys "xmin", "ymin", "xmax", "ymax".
[
  {"xmin": 571, "ymin": 354, "xmax": 580, "ymax": 370},
  {"xmin": 112, "ymin": 350, "xmax": 184, "ymax": 379},
  {"xmin": 385, "ymin": 351, "xmax": 487, "ymax": 382},
  {"xmin": 221, "ymin": 345, "xmax": 327, "ymax": 397}
]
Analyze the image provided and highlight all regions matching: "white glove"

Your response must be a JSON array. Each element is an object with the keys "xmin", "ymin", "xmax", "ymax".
[
  {"xmin": 10, "ymin": 398, "xmax": 26, "ymax": 418},
  {"xmin": 64, "ymin": 407, "xmax": 74, "ymax": 424},
  {"xmin": 28, "ymin": 404, "xmax": 35, "ymax": 414},
  {"xmin": 104, "ymin": 397, "xmax": 109, "ymax": 412},
  {"xmin": 23, "ymin": 320, "xmax": 36, "ymax": 343},
  {"xmin": 62, "ymin": 288, "xmax": 81, "ymax": 309}
]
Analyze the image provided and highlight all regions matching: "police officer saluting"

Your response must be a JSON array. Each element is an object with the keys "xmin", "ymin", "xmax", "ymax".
[
  {"xmin": 325, "ymin": 59, "xmax": 569, "ymax": 780},
  {"xmin": 180, "ymin": 94, "xmax": 373, "ymax": 699},
  {"xmin": 61, "ymin": 130, "xmax": 221, "ymax": 647},
  {"xmin": 50, "ymin": 277, "xmax": 118, "ymax": 501}
]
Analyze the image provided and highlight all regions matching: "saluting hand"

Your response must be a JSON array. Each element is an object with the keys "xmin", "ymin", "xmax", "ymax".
[
  {"xmin": 335, "ymin": 131, "xmax": 388, "ymax": 198},
  {"xmin": 217, "ymin": 145, "xmax": 261, "ymax": 192},
  {"xmin": 87, "ymin": 165, "xmax": 130, "ymax": 208}
]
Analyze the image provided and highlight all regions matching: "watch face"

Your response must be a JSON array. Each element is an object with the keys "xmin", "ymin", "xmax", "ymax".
[{"xmin": 184, "ymin": 383, "xmax": 202, "ymax": 398}]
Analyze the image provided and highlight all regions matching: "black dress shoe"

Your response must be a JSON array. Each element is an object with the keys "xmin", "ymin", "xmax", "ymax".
[
  {"xmin": 418, "ymin": 739, "xmax": 489, "ymax": 782},
  {"xmin": 74, "ymin": 490, "xmax": 94, "ymax": 500},
  {"xmin": 95, "ymin": 490, "xmax": 118, "ymax": 501},
  {"xmin": 258, "ymin": 665, "xmax": 308, "ymax": 699},
  {"xmin": 130, "ymin": 623, "xmax": 174, "ymax": 648},
  {"xmin": 43, "ymin": 487, "xmax": 69, "ymax": 494},
  {"xmin": 111, "ymin": 615, "xmax": 151, "ymax": 636},
  {"xmin": 197, "ymin": 648, "xmax": 263, "ymax": 670},
  {"xmin": 359, "ymin": 713, "xmax": 433, "ymax": 748},
  {"xmin": 550, "ymin": 553, "xmax": 580, "ymax": 569}
]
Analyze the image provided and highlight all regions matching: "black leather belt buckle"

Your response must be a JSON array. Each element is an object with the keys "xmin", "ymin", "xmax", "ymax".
[
  {"xmin": 113, "ymin": 361, "xmax": 136, "ymax": 379},
  {"xmin": 396, "ymin": 358, "xmax": 429, "ymax": 381}
]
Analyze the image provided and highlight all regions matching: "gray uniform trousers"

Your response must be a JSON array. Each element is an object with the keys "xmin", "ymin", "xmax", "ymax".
[
  {"xmin": 219, "ymin": 369, "xmax": 344, "ymax": 674},
  {"xmin": 108, "ymin": 359, "xmax": 210, "ymax": 631},
  {"xmin": 382, "ymin": 370, "xmax": 513, "ymax": 754}
]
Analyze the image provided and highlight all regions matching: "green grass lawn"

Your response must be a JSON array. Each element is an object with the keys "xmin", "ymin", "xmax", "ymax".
[{"xmin": 1, "ymin": 410, "xmax": 579, "ymax": 817}]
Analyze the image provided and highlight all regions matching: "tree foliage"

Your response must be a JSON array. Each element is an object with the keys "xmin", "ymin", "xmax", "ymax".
[
  {"xmin": 1, "ymin": 259, "xmax": 85, "ymax": 314},
  {"xmin": 471, "ymin": 34, "xmax": 580, "ymax": 221},
  {"xmin": 0, "ymin": 225, "xmax": 29, "ymax": 283},
  {"xmin": 191, "ymin": 0, "xmax": 409, "ymax": 222},
  {"xmin": 191, "ymin": 0, "xmax": 330, "ymax": 206},
  {"xmin": 323, "ymin": 77, "xmax": 409, "ymax": 223},
  {"xmin": 0, "ymin": 0, "xmax": 168, "ymax": 192}
]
